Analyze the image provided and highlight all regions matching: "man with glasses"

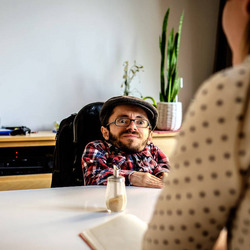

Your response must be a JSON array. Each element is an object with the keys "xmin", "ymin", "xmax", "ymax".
[{"xmin": 82, "ymin": 96, "xmax": 170, "ymax": 188}]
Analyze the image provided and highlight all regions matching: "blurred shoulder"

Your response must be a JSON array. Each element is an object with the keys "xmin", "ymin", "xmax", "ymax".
[
  {"xmin": 195, "ymin": 56, "xmax": 250, "ymax": 102},
  {"xmin": 85, "ymin": 140, "xmax": 107, "ymax": 149}
]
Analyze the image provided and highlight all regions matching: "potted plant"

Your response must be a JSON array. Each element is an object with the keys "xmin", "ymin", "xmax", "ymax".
[
  {"xmin": 156, "ymin": 8, "xmax": 184, "ymax": 131},
  {"xmin": 121, "ymin": 60, "xmax": 144, "ymax": 97}
]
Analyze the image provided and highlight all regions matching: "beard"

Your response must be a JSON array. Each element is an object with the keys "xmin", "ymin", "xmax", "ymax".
[{"xmin": 108, "ymin": 129, "xmax": 150, "ymax": 154}]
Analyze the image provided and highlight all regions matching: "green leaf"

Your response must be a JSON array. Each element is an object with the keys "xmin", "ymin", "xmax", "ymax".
[
  {"xmin": 159, "ymin": 92, "xmax": 165, "ymax": 102},
  {"xmin": 143, "ymin": 96, "xmax": 157, "ymax": 108},
  {"xmin": 159, "ymin": 9, "xmax": 170, "ymax": 102},
  {"xmin": 159, "ymin": 9, "xmax": 184, "ymax": 102},
  {"xmin": 171, "ymin": 78, "xmax": 181, "ymax": 102},
  {"xmin": 176, "ymin": 11, "xmax": 184, "ymax": 60}
]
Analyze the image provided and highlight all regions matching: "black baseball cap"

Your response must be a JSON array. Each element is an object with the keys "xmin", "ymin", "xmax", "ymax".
[{"xmin": 99, "ymin": 96, "xmax": 158, "ymax": 130}]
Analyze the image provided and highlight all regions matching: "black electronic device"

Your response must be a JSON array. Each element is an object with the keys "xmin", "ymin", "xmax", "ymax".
[
  {"xmin": 5, "ymin": 126, "xmax": 31, "ymax": 136},
  {"xmin": 0, "ymin": 146, "xmax": 54, "ymax": 176}
]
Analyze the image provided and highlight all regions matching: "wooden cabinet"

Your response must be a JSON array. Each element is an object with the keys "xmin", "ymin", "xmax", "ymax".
[
  {"xmin": 152, "ymin": 131, "xmax": 178, "ymax": 158},
  {"xmin": 0, "ymin": 132, "xmax": 56, "ymax": 177},
  {"xmin": 0, "ymin": 132, "xmax": 55, "ymax": 191}
]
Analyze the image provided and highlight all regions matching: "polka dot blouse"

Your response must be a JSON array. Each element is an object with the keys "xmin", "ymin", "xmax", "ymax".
[{"xmin": 143, "ymin": 56, "xmax": 250, "ymax": 250}]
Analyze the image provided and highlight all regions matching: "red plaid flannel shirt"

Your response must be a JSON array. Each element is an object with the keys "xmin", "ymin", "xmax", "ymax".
[{"xmin": 82, "ymin": 140, "xmax": 170, "ymax": 185}]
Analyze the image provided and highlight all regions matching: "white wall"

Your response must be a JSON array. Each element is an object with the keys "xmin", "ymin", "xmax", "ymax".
[{"xmin": 0, "ymin": 0, "xmax": 220, "ymax": 131}]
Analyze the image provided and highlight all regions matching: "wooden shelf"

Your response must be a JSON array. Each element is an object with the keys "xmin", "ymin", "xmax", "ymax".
[{"xmin": 0, "ymin": 131, "xmax": 56, "ymax": 148}]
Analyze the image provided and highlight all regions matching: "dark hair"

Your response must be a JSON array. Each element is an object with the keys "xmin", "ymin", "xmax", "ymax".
[
  {"xmin": 102, "ymin": 109, "xmax": 115, "ymax": 128},
  {"xmin": 245, "ymin": 19, "xmax": 250, "ymax": 54}
]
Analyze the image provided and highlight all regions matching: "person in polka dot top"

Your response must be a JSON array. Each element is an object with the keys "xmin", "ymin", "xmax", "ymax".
[{"xmin": 143, "ymin": 0, "xmax": 250, "ymax": 249}]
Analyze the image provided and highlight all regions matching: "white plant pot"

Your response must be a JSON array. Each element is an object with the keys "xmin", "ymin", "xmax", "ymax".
[{"xmin": 156, "ymin": 102, "xmax": 182, "ymax": 131}]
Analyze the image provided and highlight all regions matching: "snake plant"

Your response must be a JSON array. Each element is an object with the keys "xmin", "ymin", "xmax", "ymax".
[{"xmin": 160, "ymin": 8, "xmax": 184, "ymax": 102}]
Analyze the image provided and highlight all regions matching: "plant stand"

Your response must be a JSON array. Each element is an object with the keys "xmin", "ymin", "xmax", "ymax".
[{"xmin": 156, "ymin": 102, "xmax": 182, "ymax": 131}]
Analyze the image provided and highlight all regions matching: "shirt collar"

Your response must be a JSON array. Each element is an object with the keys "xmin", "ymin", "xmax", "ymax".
[{"xmin": 104, "ymin": 140, "xmax": 151, "ymax": 156}]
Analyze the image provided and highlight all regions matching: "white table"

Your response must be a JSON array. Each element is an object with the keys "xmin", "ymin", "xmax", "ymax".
[{"xmin": 0, "ymin": 186, "xmax": 161, "ymax": 250}]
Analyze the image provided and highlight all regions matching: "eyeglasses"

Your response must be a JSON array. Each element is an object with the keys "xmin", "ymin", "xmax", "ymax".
[{"xmin": 106, "ymin": 117, "xmax": 151, "ymax": 128}]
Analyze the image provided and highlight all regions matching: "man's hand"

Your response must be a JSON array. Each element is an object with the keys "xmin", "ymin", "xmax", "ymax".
[{"xmin": 130, "ymin": 172, "xmax": 163, "ymax": 188}]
